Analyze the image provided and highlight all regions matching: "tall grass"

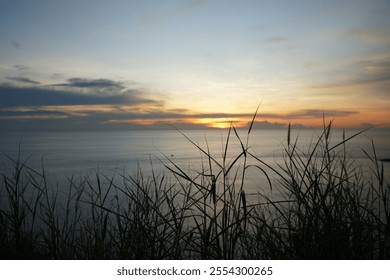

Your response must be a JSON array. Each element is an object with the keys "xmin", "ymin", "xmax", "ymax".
[
  {"xmin": 0, "ymin": 113, "xmax": 389, "ymax": 259},
  {"xmin": 247, "ymin": 122, "xmax": 389, "ymax": 259}
]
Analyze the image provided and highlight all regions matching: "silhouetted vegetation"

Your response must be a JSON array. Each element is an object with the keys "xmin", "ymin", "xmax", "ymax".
[{"xmin": 1, "ymin": 113, "xmax": 389, "ymax": 259}]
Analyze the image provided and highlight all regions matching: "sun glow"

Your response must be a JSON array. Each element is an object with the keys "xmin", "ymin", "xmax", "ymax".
[{"xmin": 194, "ymin": 118, "xmax": 249, "ymax": 129}]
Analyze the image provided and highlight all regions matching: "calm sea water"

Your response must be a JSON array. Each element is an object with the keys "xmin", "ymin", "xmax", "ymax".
[{"xmin": 1, "ymin": 128, "xmax": 389, "ymax": 197}]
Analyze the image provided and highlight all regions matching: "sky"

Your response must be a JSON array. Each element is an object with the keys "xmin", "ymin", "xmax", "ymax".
[{"xmin": 0, "ymin": 0, "xmax": 389, "ymax": 131}]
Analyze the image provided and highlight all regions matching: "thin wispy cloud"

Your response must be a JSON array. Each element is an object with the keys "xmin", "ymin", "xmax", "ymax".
[
  {"xmin": 342, "ymin": 27, "xmax": 390, "ymax": 44},
  {"xmin": 11, "ymin": 40, "xmax": 20, "ymax": 49},
  {"xmin": 0, "ymin": 109, "xmax": 67, "ymax": 119},
  {"xmin": 281, "ymin": 109, "xmax": 358, "ymax": 119},
  {"xmin": 311, "ymin": 75, "xmax": 390, "ymax": 89},
  {"xmin": 309, "ymin": 55, "xmax": 390, "ymax": 91},
  {"xmin": 6, "ymin": 76, "xmax": 40, "ymax": 85},
  {"xmin": 13, "ymin": 65, "xmax": 29, "ymax": 71},
  {"xmin": 54, "ymin": 78, "xmax": 125, "ymax": 91},
  {"xmin": 263, "ymin": 36, "xmax": 288, "ymax": 44}
]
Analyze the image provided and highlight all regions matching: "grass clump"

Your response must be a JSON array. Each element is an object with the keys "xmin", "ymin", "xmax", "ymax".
[
  {"xmin": 247, "ymin": 122, "xmax": 389, "ymax": 259},
  {"xmin": 0, "ymin": 112, "xmax": 389, "ymax": 259}
]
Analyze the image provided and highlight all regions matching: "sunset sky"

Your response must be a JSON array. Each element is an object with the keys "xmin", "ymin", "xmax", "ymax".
[{"xmin": 1, "ymin": 0, "xmax": 389, "ymax": 130}]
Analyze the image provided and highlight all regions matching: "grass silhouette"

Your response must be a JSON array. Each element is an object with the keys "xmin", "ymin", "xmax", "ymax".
[{"xmin": 0, "ymin": 111, "xmax": 389, "ymax": 259}]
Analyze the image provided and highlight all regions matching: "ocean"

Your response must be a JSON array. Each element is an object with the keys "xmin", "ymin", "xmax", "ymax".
[{"xmin": 1, "ymin": 128, "xmax": 389, "ymax": 198}]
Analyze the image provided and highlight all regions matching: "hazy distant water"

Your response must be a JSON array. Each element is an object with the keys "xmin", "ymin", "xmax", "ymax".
[{"xmin": 1, "ymin": 128, "xmax": 389, "ymax": 196}]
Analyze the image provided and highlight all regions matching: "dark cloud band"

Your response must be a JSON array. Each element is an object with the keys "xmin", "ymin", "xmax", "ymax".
[
  {"xmin": 53, "ymin": 78, "xmax": 125, "ymax": 90},
  {"xmin": 6, "ymin": 76, "xmax": 40, "ymax": 85},
  {"xmin": 0, "ymin": 83, "xmax": 155, "ymax": 108}
]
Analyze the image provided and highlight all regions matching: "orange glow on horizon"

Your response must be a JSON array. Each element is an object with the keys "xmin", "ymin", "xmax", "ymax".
[
  {"xmin": 5, "ymin": 102, "xmax": 389, "ymax": 129},
  {"xmin": 108, "ymin": 117, "xmax": 253, "ymax": 129},
  {"xmin": 95, "ymin": 106, "xmax": 390, "ymax": 129},
  {"xmin": 106, "ymin": 112, "xmax": 390, "ymax": 129},
  {"xmin": 194, "ymin": 118, "xmax": 250, "ymax": 129}
]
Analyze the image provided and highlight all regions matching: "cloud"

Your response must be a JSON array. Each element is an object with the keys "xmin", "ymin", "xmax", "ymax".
[
  {"xmin": 0, "ymin": 85, "xmax": 126, "ymax": 107},
  {"xmin": 105, "ymin": 111, "xmax": 257, "ymax": 122},
  {"xmin": 6, "ymin": 76, "xmax": 40, "ymax": 84},
  {"xmin": 269, "ymin": 109, "xmax": 357, "ymax": 119},
  {"xmin": 102, "ymin": 109, "xmax": 357, "ymax": 129},
  {"xmin": 311, "ymin": 56, "xmax": 390, "ymax": 90},
  {"xmin": 0, "ymin": 103, "xmax": 366, "ymax": 131},
  {"xmin": 0, "ymin": 109, "xmax": 68, "ymax": 120},
  {"xmin": 0, "ymin": 81, "xmax": 158, "ymax": 108},
  {"xmin": 13, "ymin": 65, "xmax": 29, "ymax": 71},
  {"xmin": 343, "ymin": 27, "xmax": 390, "ymax": 44},
  {"xmin": 0, "ymin": 78, "xmax": 364, "ymax": 131},
  {"xmin": 312, "ymin": 73, "xmax": 390, "ymax": 89},
  {"xmin": 263, "ymin": 36, "xmax": 288, "ymax": 44},
  {"xmin": 252, "ymin": 120, "xmax": 301, "ymax": 130},
  {"xmin": 0, "ymin": 76, "xmax": 167, "ymax": 131},
  {"xmin": 54, "ymin": 78, "xmax": 125, "ymax": 91},
  {"xmin": 11, "ymin": 40, "xmax": 20, "ymax": 49}
]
